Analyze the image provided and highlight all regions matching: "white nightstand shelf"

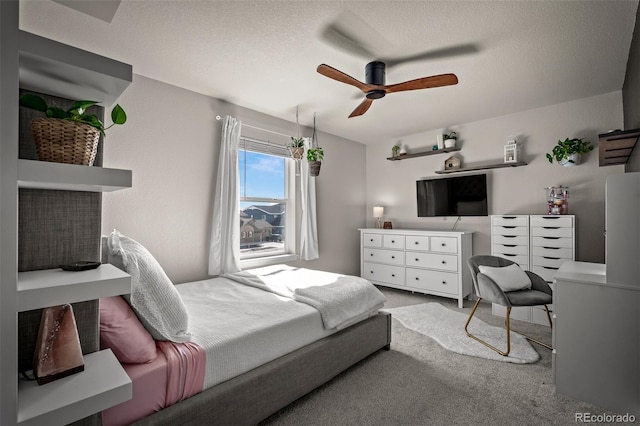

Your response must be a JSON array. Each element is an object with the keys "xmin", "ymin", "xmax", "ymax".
[
  {"xmin": 18, "ymin": 349, "xmax": 132, "ymax": 426},
  {"xmin": 18, "ymin": 159, "xmax": 132, "ymax": 192},
  {"xmin": 18, "ymin": 264, "xmax": 131, "ymax": 312}
]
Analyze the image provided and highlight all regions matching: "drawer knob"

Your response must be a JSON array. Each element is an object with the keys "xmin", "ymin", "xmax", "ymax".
[
  {"xmin": 441, "ymin": 260, "xmax": 446, "ymax": 264},
  {"xmin": 391, "ymin": 274, "xmax": 395, "ymax": 277},
  {"xmin": 370, "ymin": 239, "xmax": 374, "ymax": 242},
  {"xmin": 370, "ymin": 271, "xmax": 374, "ymax": 274},
  {"xmin": 391, "ymin": 256, "xmax": 395, "ymax": 259},
  {"xmin": 415, "ymin": 258, "xmax": 419, "ymax": 262},
  {"xmin": 414, "ymin": 241, "xmax": 419, "ymax": 245},
  {"xmin": 441, "ymin": 243, "xmax": 445, "ymax": 246},
  {"xmin": 391, "ymin": 240, "xmax": 395, "ymax": 243},
  {"xmin": 442, "ymin": 281, "xmax": 447, "ymax": 285},
  {"xmin": 370, "ymin": 253, "xmax": 373, "ymax": 256},
  {"xmin": 415, "ymin": 277, "xmax": 419, "ymax": 281}
]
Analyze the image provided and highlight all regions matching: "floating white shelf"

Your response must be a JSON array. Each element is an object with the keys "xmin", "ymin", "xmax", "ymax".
[
  {"xmin": 18, "ymin": 159, "xmax": 132, "ymax": 192},
  {"xmin": 19, "ymin": 30, "xmax": 132, "ymax": 106},
  {"xmin": 18, "ymin": 349, "xmax": 132, "ymax": 426},
  {"xmin": 18, "ymin": 264, "xmax": 131, "ymax": 312}
]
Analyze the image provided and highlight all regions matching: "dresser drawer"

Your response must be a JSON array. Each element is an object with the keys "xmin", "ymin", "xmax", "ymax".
[
  {"xmin": 430, "ymin": 237, "xmax": 458, "ymax": 254},
  {"xmin": 492, "ymin": 244, "xmax": 528, "ymax": 256},
  {"xmin": 492, "ymin": 215, "xmax": 529, "ymax": 227},
  {"xmin": 493, "ymin": 235, "xmax": 529, "ymax": 246},
  {"xmin": 363, "ymin": 233, "xmax": 382, "ymax": 247},
  {"xmin": 492, "ymin": 225, "xmax": 528, "ymax": 237},
  {"xmin": 383, "ymin": 234, "xmax": 405, "ymax": 249},
  {"xmin": 532, "ymin": 255, "xmax": 568, "ymax": 269},
  {"xmin": 491, "ymin": 253, "xmax": 529, "ymax": 269},
  {"xmin": 406, "ymin": 268, "xmax": 457, "ymax": 295},
  {"xmin": 406, "ymin": 252, "xmax": 457, "ymax": 272},
  {"xmin": 531, "ymin": 246, "xmax": 573, "ymax": 259},
  {"xmin": 405, "ymin": 235, "xmax": 429, "ymax": 251},
  {"xmin": 530, "ymin": 226, "xmax": 573, "ymax": 238},
  {"xmin": 363, "ymin": 262, "xmax": 405, "ymax": 286},
  {"xmin": 363, "ymin": 248, "xmax": 404, "ymax": 266},
  {"xmin": 531, "ymin": 236, "xmax": 573, "ymax": 248},
  {"xmin": 530, "ymin": 215, "xmax": 573, "ymax": 228},
  {"xmin": 531, "ymin": 265, "xmax": 560, "ymax": 282}
]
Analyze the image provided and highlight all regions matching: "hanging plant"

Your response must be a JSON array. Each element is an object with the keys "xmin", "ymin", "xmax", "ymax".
[
  {"xmin": 546, "ymin": 137, "xmax": 593, "ymax": 166},
  {"xmin": 289, "ymin": 137, "xmax": 305, "ymax": 160},
  {"xmin": 307, "ymin": 147, "xmax": 324, "ymax": 177}
]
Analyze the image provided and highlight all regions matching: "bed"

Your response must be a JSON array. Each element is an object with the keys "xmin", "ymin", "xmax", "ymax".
[{"xmin": 99, "ymin": 231, "xmax": 392, "ymax": 425}]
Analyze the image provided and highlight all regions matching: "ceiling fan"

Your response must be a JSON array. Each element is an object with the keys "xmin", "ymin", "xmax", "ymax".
[{"xmin": 317, "ymin": 61, "xmax": 458, "ymax": 118}]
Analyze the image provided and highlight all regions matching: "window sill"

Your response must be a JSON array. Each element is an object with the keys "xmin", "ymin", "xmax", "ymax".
[{"xmin": 240, "ymin": 253, "xmax": 299, "ymax": 269}]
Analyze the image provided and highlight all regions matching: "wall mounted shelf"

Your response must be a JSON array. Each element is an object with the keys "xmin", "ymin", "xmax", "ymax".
[
  {"xmin": 17, "ymin": 264, "xmax": 131, "ymax": 312},
  {"xmin": 18, "ymin": 349, "xmax": 132, "ymax": 426},
  {"xmin": 435, "ymin": 160, "xmax": 527, "ymax": 174},
  {"xmin": 387, "ymin": 147, "xmax": 460, "ymax": 161},
  {"xmin": 598, "ymin": 128, "xmax": 639, "ymax": 166},
  {"xmin": 18, "ymin": 160, "xmax": 132, "ymax": 192}
]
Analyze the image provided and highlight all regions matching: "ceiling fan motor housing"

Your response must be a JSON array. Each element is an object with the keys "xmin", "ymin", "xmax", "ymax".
[{"xmin": 365, "ymin": 61, "xmax": 386, "ymax": 99}]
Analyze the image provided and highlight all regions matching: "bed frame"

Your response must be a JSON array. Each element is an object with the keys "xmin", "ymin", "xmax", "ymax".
[{"xmin": 130, "ymin": 311, "xmax": 391, "ymax": 425}]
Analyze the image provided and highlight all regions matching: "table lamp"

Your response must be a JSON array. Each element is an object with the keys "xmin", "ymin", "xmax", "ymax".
[{"xmin": 373, "ymin": 206, "xmax": 384, "ymax": 229}]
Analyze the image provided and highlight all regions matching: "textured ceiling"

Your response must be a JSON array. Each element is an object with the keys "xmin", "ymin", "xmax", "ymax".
[{"xmin": 20, "ymin": 0, "xmax": 639, "ymax": 145}]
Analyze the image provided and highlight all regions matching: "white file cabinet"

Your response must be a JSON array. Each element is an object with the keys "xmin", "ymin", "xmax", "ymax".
[
  {"xmin": 490, "ymin": 215, "xmax": 575, "ymax": 325},
  {"xmin": 360, "ymin": 229, "xmax": 473, "ymax": 308}
]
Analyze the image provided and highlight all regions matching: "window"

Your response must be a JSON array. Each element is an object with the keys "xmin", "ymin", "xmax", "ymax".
[{"xmin": 238, "ymin": 137, "xmax": 295, "ymax": 263}]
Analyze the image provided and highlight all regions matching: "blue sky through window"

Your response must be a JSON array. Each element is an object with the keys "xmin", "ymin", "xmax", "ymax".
[{"xmin": 239, "ymin": 150, "xmax": 285, "ymax": 205}]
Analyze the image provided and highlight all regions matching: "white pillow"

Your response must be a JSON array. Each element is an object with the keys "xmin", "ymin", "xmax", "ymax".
[
  {"xmin": 478, "ymin": 263, "xmax": 532, "ymax": 292},
  {"xmin": 107, "ymin": 229, "xmax": 192, "ymax": 342}
]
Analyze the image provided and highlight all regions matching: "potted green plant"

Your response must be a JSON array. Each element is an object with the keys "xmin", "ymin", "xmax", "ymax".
[
  {"xmin": 391, "ymin": 144, "xmax": 401, "ymax": 157},
  {"xmin": 289, "ymin": 137, "xmax": 305, "ymax": 160},
  {"xmin": 307, "ymin": 147, "xmax": 324, "ymax": 177},
  {"xmin": 443, "ymin": 131, "xmax": 457, "ymax": 148},
  {"xmin": 19, "ymin": 93, "xmax": 126, "ymax": 166},
  {"xmin": 546, "ymin": 137, "xmax": 593, "ymax": 166}
]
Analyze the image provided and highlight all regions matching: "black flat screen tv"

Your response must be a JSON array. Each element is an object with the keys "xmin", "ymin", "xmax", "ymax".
[{"xmin": 417, "ymin": 173, "xmax": 488, "ymax": 217}]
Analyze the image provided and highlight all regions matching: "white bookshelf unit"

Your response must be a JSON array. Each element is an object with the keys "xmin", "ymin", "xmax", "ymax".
[{"xmin": 0, "ymin": 4, "xmax": 134, "ymax": 424}]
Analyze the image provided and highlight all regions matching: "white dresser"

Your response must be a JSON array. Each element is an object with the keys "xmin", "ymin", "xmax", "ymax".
[
  {"xmin": 491, "ymin": 214, "xmax": 575, "ymax": 325},
  {"xmin": 359, "ymin": 229, "xmax": 473, "ymax": 308}
]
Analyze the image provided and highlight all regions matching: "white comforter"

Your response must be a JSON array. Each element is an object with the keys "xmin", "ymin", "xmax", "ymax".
[{"xmin": 222, "ymin": 264, "xmax": 387, "ymax": 330}]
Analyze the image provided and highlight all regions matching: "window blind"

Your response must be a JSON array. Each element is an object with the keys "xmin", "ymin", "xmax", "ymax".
[{"xmin": 240, "ymin": 136, "xmax": 291, "ymax": 158}]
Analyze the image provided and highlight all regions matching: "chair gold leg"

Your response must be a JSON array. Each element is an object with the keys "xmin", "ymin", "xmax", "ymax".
[
  {"xmin": 464, "ymin": 298, "xmax": 512, "ymax": 356},
  {"xmin": 510, "ymin": 305, "xmax": 553, "ymax": 350}
]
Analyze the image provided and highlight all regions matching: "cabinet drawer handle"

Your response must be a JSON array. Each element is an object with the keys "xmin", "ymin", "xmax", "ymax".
[
  {"xmin": 370, "ymin": 239, "xmax": 374, "ymax": 242},
  {"xmin": 370, "ymin": 271, "xmax": 374, "ymax": 274},
  {"xmin": 542, "ymin": 216, "xmax": 560, "ymax": 220},
  {"xmin": 391, "ymin": 255, "xmax": 395, "ymax": 259},
  {"xmin": 502, "ymin": 244, "xmax": 516, "ymax": 247},
  {"xmin": 391, "ymin": 240, "xmax": 395, "ymax": 243},
  {"xmin": 503, "ymin": 235, "xmax": 516, "ymax": 238},
  {"xmin": 501, "ymin": 226, "xmax": 516, "ymax": 229},
  {"xmin": 543, "ymin": 256, "xmax": 560, "ymax": 260},
  {"xmin": 414, "ymin": 241, "xmax": 419, "ymax": 245},
  {"xmin": 391, "ymin": 274, "xmax": 395, "ymax": 277},
  {"xmin": 502, "ymin": 216, "xmax": 517, "ymax": 219},
  {"xmin": 543, "ymin": 227, "xmax": 560, "ymax": 230},
  {"xmin": 441, "ymin": 260, "xmax": 446, "ymax": 264},
  {"xmin": 542, "ymin": 237, "xmax": 560, "ymax": 240},
  {"xmin": 502, "ymin": 253, "xmax": 516, "ymax": 257},
  {"xmin": 415, "ymin": 258, "xmax": 419, "ymax": 262},
  {"xmin": 542, "ymin": 266, "xmax": 559, "ymax": 270},
  {"xmin": 441, "ymin": 243, "xmax": 446, "ymax": 247},
  {"xmin": 370, "ymin": 253, "xmax": 374, "ymax": 256},
  {"xmin": 414, "ymin": 277, "xmax": 419, "ymax": 281},
  {"xmin": 441, "ymin": 281, "xmax": 447, "ymax": 285},
  {"xmin": 542, "ymin": 246, "xmax": 559, "ymax": 250}
]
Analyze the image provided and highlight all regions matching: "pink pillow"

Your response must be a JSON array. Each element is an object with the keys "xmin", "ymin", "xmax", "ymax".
[{"xmin": 100, "ymin": 296, "xmax": 157, "ymax": 364}]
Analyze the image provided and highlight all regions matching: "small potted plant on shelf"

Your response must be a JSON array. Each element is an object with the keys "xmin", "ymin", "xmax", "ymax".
[
  {"xmin": 19, "ymin": 93, "xmax": 127, "ymax": 166},
  {"xmin": 443, "ymin": 131, "xmax": 457, "ymax": 148},
  {"xmin": 307, "ymin": 147, "xmax": 324, "ymax": 177},
  {"xmin": 546, "ymin": 137, "xmax": 593, "ymax": 166},
  {"xmin": 391, "ymin": 143, "xmax": 401, "ymax": 157},
  {"xmin": 289, "ymin": 137, "xmax": 305, "ymax": 160}
]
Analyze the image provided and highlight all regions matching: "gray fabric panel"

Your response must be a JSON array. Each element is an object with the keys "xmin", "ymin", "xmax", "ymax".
[
  {"xmin": 506, "ymin": 289, "xmax": 552, "ymax": 306},
  {"xmin": 19, "ymin": 189, "xmax": 101, "ymax": 271},
  {"xmin": 18, "ymin": 300, "xmax": 99, "ymax": 373},
  {"xmin": 476, "ymin": 273, "xmax": 510, "ymax": 305},
  {"xmin": 19, "ymin": 89, "xmax": 104, "ymax": 165},
  {"xmin": 130, "ymin": 312, "xmax": 392, "ymax": 426},
  {"xmin": 526, "ymin": 270, "xmax": 553, "ymax": 295}
]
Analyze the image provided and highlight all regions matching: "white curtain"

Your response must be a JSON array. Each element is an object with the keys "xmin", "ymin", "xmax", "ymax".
[
  {"xmin": 208, "ymin": 115, "xmax": 242, "ymax": 275},
  {"xmin": 299, "ymin": 137, "xmax": 319, "ymax": 260}
]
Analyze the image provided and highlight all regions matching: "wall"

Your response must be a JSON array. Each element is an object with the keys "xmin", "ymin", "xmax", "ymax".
[
  {"xmin": 366, "ymin": 92, "xmax": 625, "ymax": 264},
  {"xmin": 102, "ymin": 75, "xmax": 366, "ymax": 284},
  {"xmin": 623, "ymin": 1, "xmax": 640, "ymax": 173}
]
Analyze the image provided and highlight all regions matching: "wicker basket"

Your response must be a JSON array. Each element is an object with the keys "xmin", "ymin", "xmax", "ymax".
[{"xmin": 31, "ymin": 118, "xmax": 100, "ymax": 166}]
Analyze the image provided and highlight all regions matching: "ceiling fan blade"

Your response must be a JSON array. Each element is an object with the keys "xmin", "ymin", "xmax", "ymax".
[
  {"xmin": 383, "ymin": 44, "xmax": 480, "ymax": 68},
  {"xmin": 320, "ymin": 23, "xmax": 377, "ymax": 60},
  {"xmin": 317, "ymin": 64, "xmax": 373, "ymax": 93},
  {"xmin": 349, "ymin": 98, "xmax": 374, "ymax": 118},
  {"xmin": 384, "ymin": 73, "xmax": 458, "ymax": 94}
]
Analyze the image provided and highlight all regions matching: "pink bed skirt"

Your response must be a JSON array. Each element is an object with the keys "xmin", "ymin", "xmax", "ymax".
[{"xmin": 102, "ymin": 341, "xmax": 205, "ymax": 426}]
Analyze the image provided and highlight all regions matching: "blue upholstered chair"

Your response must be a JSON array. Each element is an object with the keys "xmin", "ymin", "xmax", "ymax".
[{"xmin": 465, "ymin": 255, "xmax": 553, "ymax": 356}]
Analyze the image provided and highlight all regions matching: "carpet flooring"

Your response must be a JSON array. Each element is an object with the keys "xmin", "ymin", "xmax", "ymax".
[
  {"xmin": 259, "ymin": 287, "xmax": 621, "ymax": 426},
  {"xmin": 382, "ymin": 302, "xmax": 539, "ymax": 364}
]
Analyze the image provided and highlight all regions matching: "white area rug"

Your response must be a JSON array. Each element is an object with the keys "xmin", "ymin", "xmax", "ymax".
[{"xmin": 383, "ymin": 303, "xmax": 540, "ymax": 364}]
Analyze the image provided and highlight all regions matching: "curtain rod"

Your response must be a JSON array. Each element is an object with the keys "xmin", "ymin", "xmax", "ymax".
[{"xmin": 216, "ymin": 115, "xmax": 292, "ymax": 139}]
